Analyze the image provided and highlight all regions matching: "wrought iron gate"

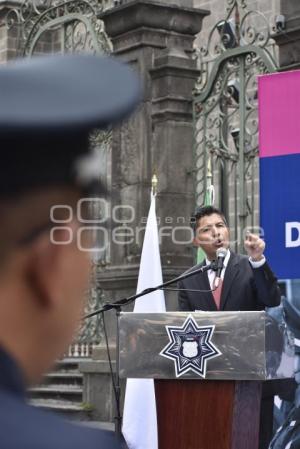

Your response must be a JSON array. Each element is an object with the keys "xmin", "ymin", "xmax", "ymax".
[{"xmin": 193, "ymin": 0, "xmax": 279, "ymax": 252}]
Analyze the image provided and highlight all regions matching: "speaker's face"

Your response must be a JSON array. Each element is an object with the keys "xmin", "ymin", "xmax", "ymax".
[{"xmin": 194, "ymin": 213, "xmax": 229, "ymax": 261}]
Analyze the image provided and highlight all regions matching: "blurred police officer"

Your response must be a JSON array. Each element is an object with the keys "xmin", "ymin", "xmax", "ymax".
[
  {"xmin": 269, "ymin": 299, "xmax": 300, "ymax": 449},
  {"xmin": 0, "ymin": 53, "xmax": 141, "ymax": 449}
]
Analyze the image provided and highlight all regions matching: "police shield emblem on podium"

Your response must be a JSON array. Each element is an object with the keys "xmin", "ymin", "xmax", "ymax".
[{"xmin": 160, "ymin": 315, "xmax": 221, "ymax": 378}]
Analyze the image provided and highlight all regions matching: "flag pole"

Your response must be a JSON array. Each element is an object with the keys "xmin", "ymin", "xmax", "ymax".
[{"xmin": 197, "ymin": 156, "xmax": 214, "ymax": 264}]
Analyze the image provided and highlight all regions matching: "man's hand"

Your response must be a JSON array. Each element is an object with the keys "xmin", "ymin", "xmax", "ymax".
[{"xmin": 244, "ymin": 232, "xmax": 265, "ymax": 262}]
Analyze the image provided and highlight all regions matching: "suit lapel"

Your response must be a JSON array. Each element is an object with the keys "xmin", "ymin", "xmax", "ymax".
[
  {"xmin": 203, "ymin": 270, "xmax": 218, "ymax": 311},
  {"xmin": 196, "ymin": 262, "xmax": 217, "ymax": 311},
  {"xmin": 220, "ymin": 252, "xmax": 240, "ymax": 310}
]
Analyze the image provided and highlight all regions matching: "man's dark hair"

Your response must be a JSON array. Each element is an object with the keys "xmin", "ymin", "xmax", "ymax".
[{"xmin": 190, "ymin": 206, "xmax": 228, "ymax": 234}]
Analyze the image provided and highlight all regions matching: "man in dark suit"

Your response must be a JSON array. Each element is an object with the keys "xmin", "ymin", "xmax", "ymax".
[
  {"xmin": 178, "ymin": 206, "xmax": 281, "ymax": 311},
  {"xmin": 0, "ymin": 54, "xmax": 141, "ymax": 448}
]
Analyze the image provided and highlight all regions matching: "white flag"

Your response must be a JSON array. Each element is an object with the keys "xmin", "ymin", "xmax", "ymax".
[{"xmin": 122, "ymin": 193, "xmax": 166, "ymax": 449}]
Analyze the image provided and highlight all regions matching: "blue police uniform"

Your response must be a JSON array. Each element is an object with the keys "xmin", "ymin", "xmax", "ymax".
[
  {"xmin": 269, "ymin": 299, "xmax": 300, "ymax": 449},
  {"xmin": 0, "ymin": 348, "xmax": 126, "ymax": 449}
]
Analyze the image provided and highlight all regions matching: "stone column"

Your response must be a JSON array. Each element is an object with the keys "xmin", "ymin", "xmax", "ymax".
[
  {"xmin": 150, "ymin": 47, "xmax": 201, "ymax": 275},
  {"xmin": 99, "ymin": 0, "xmax": 210, "ymax": 315}
]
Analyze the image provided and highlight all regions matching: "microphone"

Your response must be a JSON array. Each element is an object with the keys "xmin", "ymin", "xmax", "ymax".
[{"xmin": 214, "ymin": 247, "xmax": 227, "ymax": 288}]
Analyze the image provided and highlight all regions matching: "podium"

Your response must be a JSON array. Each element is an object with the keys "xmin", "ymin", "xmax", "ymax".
[{"xmin": 119, "ymin": 311, "xmax": 294, "ymax": 449}]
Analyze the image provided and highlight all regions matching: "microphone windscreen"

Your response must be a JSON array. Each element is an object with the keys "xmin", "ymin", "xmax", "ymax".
[{"xmin": 216, "ymin": 247, "xmax": 228, "ymax": 258}]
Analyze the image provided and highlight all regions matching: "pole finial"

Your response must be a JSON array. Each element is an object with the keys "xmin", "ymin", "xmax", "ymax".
[{"xmin": 151, "ymin": 173, "xmax": 158, "ymax": 196}]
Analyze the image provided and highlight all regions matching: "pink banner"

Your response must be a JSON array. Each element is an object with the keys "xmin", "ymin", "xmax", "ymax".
[{"xmin": 259, "ymin": 69, "xmax": 300, "ymax": 158}]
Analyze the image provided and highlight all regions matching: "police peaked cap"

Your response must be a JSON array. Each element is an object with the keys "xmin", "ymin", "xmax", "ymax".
[
  {"xmin": 0, "ymin": 53, "xmax": 142, "ymax": 196},
  {"xmin": 283, "ymin": 297, "xmax": 300, "ymax": 342}
]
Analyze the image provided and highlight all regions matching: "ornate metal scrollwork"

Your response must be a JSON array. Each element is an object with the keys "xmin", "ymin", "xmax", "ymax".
[
  {"xmin": 4, "ymin": 0, "xmax": 114, "ymax": 349},
  {"xmin": 193, "ymin": 0, "xmax": 278, "ymax": 251},
  {"xmin": 4, "ymin": 0, "xmax": 113, "ymax": 56},
  {"xmin": 77, "ymin": 261, "xmax": 105, "ymax": 346}
]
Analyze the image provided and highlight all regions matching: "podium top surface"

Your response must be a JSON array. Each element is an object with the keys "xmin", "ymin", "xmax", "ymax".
[{"xmin": 119, "ymin": 311, "xmax": 294, "ymax": 381}]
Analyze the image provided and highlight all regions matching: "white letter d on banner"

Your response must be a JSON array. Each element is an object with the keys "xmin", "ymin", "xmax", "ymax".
[{"xmin": 286, "ymin": 222, "xmax": 300, "ymax": 247}]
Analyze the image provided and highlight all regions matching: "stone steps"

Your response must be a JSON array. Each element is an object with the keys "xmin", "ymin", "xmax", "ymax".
[
  {"xmin": 44, "ymin": 372, "xmax": 83, "ymax": 386},
  {"xmin": 46, "ymin": 372, "xmax": 83, "ymax": 379},
  {"xmin": 30, "ymin": 398, "xmax": 84, "ymax": 412},
  {"xmin": 29, "ymin": 384, "xmax": 83, "ymax": 402},
  {"xmin": 80, "ymin": 421, "xmax": 115, "ymax": 432},
  {"xmin": 29, "ymin": 398, "xmax": 93, "ymax": 421},
  {"xmin": 29, "ymin": 358, "xmax": 93, "ymax": 421}
]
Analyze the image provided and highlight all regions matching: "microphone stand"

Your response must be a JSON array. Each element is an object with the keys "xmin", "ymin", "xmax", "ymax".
[
  {"xmin": 86, "ymin": 262, "xmax": 215, "ymax": 318},
  {"xmin": 84, "ymin": 261, "xmax": 214, "ymax": 438}
]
